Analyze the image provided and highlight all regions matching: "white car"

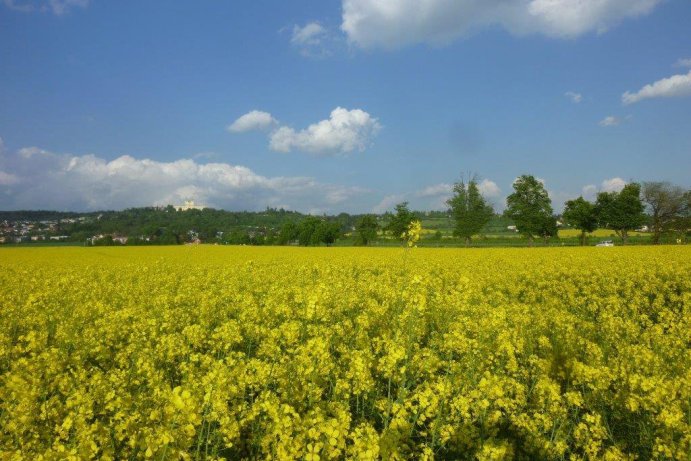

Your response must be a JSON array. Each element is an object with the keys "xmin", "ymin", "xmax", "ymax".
[{"xmin": 596, "ymin": 240, "xmax": 614, "ymax": 247}]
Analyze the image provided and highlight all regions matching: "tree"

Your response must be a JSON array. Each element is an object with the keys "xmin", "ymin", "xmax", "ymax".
[
  {"xmin": 385, "ymin": 202, "xmax": 416, "ymax": 242},
  {"xmin": 298, "ymin": 217, "xmax": 322, "ymax": 246},
  {"xmin": 294, "ymin": 218, "xmax": 341, "ymax": 246},
  {"xmin": 355, "ymin": 215, "xmax": 379, "ymax": 246},
  {"xmin": 504, "ymin": 175, "xmax": 555, "ymax": 246},
  {"xmin": 277, "ymin": 222, "xmax": 298, "ymax": 245},
  {"xmin": 595, "ymin": 182, "xmax": 646, "ymax": 245},
  {"xmin": 641, "ymin": 181, "xmax": 687, "ymax": 244},
  {"xmin": 563, "ymin": 197, "xmax": 598, "ymax": 246},
  {"xmin": 446, "ymin": 176, "xmax": 494, "ymax": 246},
  {"xmin": 314, "ymin": 221, "xmax": 341, "ymax": 246},
  {"xmin": 671, "ymin": 190, "xmax": 691, "ymax": 243}
]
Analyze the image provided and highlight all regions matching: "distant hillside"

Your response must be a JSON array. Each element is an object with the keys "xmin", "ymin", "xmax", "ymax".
[
  {"xmin": 0, "ymin": 210, "xmax": 95, "ymax": 222},
  {"xmin": 1, "ymin": 206, "xmax": 528, "ymax": 246}
]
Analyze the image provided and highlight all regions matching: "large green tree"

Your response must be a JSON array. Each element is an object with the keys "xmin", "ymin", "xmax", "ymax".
[
  {"xmin": 314, "ymin": 221, "xmax": 341, "ymax": 246},
  {"xmin": 446, "ymin": 176, "xmax": 494, "ymax": 246},
  {"xmin": 504, "ymin": 175, "xmax": 556, "ymax": 246},
  {"xmin": 595, "ymin": 183, "xmax": 646, "ymax": 244},
  {"xmin": 277, "ymin": 222, "xmax": 299, "ymax": 245},
  {"xmin": 385, "ymin": 202, "xmax": 416, "ymax": 242},
  {"xmin": 295, "ymin": 218, "xmax": 341, "ymax": 246},
  {"xmin": 563, "ymin": 197, "xmax": 598, "ymax": 246},
  {"xmin": 641, "ymin": 181, "xmax": 688, "ymax": 244},
  {"xmin": 354, "ymin": 215, "xmax": 379, "ymax": 246}
]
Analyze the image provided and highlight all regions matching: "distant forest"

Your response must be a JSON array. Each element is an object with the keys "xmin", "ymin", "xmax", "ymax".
[{"xmin": 0, "ymin": 206, "xmax": 447, "ymax": 246}]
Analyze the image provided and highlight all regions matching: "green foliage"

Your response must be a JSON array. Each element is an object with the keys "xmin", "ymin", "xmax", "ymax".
[
  {"xmin": 673, "ymin": 190, "xmax": 691, "ymax": 243},
  {"xmin": 504, "ymin": 175, "xmax": 556, "ymax": 244},
  {"xmin": 296, "ymin": 217, "xmax": 341, "ymax": 246},
  {"xmin": 641, "ymin": 182, "xmax": 689, "ymax": 244},
  {"xmin": 385, "ymin": 202, "xmax": 415, "ymax": 242},
  {"xmin": 595, "ymin": 183, "xmax": 646, "ymax": 244},
  {"xmin": 354, "ymin": 215, "xmax": 379, "ymax": 246},
  {"xmin": 278, "ymin": 222, "xmax": 299, "ymax": 245},
  {"xmin": 563, "ymin": 197, "xmax": 598, "ymax": 245},
  {"xmin": 314, "ymin": 221, "xmax": 341, "ymax": 246},
  {"xmin": 446, "ymin": 176, "xmax": 494, "ymax": 245}
]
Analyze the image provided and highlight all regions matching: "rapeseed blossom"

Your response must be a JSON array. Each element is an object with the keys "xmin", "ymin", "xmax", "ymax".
[{"xmin": 0, "ymin": 246, "xmax": 689, "ymax": 459}]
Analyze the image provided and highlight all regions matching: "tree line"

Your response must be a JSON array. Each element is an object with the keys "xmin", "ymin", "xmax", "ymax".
[
  {"xmin": 2, "ymin": 177, "xmax": 688, "ymax": 247},
  {"xmin": 349, "ymin": 175, "xmax": 689, "ymax": 247}
]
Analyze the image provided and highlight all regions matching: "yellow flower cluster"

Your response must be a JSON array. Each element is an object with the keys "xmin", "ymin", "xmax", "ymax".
[
  {"xmin": 0, "ymin": 246, "xmax": 689, "ymax": 459},
  {"xmin": 403, "ymin": 221, "xmax": 422, "ymax": 248}
]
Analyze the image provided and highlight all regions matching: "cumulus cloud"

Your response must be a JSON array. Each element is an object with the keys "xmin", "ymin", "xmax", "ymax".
[
  {"xmin": 416, "ymin": 183, "xmax": 452, "ymax": 198},
  {"xmin": 0, "ymin": 144, "xmax": 368, "ymax": 212},
  {"xmin": 565, "ymin": 91, "xmax": 583, "ymax": 103},
  {"xmin": 674, "ymin": 58, "xmax": 691, "ymax": 68},
  {"xmin": 2, "ymin": 0, "xmax": 89, "ymax": 15},
  {"xmin": 601, "ymin": 177, "xmax": 627, "ymax": 192},
  {"xmin": 268, "ymin": 107, "xmax": 381, "ymax": 156},
  {"xmin": 372, "ymin": 194, "xmax": 404, "ymax": 214},
  {"xmin": 478, "ymin": 179, "xmax": 501, "ymax": 198},
  {"xmin": 582, "ymin": 184, "xmax": 598, "ymax": 200},
  {"xmin": 288, "ymin": 21, "xmax": 343, "ymax": 57},
  {"xmin": 341, "ymin": 0, "xmax": 662, "ymax": 48},
  {"xmin": 622, "ymin": 70, "xmax": 691, "ymax": 104},
  {"xmin": 292, "ymin": 22, "xmax": 327, "ymax": 46},
  {"xmin": 599, "ymin": 115, "xmax": 621, "ymax": 127},
  {"xmin": 581, "ymin": 178, "xmax": 627, "ymax": 200},
  {"xmin": 227, "ymin": 110, "xmax": 278, "ymax": 133}
]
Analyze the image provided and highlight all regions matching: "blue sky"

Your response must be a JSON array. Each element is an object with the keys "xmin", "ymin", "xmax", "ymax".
[{"xmin": 0, "ymin": 0, "xmax": 690, "ymax": 213}]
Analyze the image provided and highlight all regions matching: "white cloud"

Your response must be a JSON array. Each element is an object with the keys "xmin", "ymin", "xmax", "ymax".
[
  {"xmin": 581, "ymin": 178, "xmax": 627, "ymax": 200},
  {"xmin": 601, "ymin": 177, "xmax": 627, "ymax": 192},
  {"xmin": 622, "ymin": 71, "xmax": 691, "ymax": 104},
  {"xmin": 599, "ymin": 115, "xmax": 621, "ymax": 127},
  {"xmin": 372, "ymin": 194, "xmax": 404, "ymax": 214},
  {"xmin": 674, "ymin": 58, "xmax": 691, "ymax": 68},
  {"xmin": 3, "ymin": 0, "xmax": 88, "ymax": 15},
  {"xmin": 565, "ymin": 91, "xmax": 583, "ymax": 103},
  {"xmin": 0, "ymin": 171, "xmax": 20, "ymax": 186},
  {"xmin": 582, "ymin": 184, "xmax": 597, "ymax": 200},
  {"xmin": 478, "ymin": 179, "xmax": 501, "ymax": 198},
  {"xmin": 18, "ymin": 146, "xmax": 54, "ymax": 158},
  {"xmin": 268, "ymin": 107, "xmax": 381, "ymax": 156},
  {"xmin": 227, "ymin": 110, "xmax": 278, "ymax": 133},
  {"xmin": 341, "ymin": 0, "xmax": 663, "ymax": 49},
  {"xmin": 416, "ymin": 183, "xmax": 452, "ymax": 198},
  {"xmin": 292, "ymin": 22, "xmax": 326, "ymax": 46},
  {"xmin": 0, "ymin": 145, "xmax": 368, "ymax": 212},
  {"xmin": 290, "ymin": 22, "xmax": 338, "ymax": 57}
]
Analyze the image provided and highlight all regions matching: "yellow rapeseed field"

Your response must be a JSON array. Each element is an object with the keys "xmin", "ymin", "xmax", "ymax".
[
  {"xmin": 0, "ymin": 246, "xmax": 689, "ymax": 460},
  {"xmin": 556, "ymin": 229, "xmax": 647, "ymax": 239}
]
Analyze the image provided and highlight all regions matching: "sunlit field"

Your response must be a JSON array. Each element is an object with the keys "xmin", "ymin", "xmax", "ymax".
[
  {"xmin": 1, "ymin": 246, "xmax": 689, "ymax": 460},
  {"xmin": 557, "ymin": 229, "xmax": 647, "ymax": 238}
]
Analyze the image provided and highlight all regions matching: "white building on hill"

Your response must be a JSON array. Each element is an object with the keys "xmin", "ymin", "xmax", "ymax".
[{"xmin": 174, "ymin": 200, "xmax": 206, "ymax": 211}]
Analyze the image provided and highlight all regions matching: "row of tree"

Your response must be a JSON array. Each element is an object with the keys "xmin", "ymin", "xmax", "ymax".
[
  {"xmin": 360, "ymin": 175, "xmax": 689, "ymax": 247},
  {"xmin": 442, "ymin": 174, "xmax": 557, "ymax": 247},
  {"xmin": 564, "ymin": 182, "xmax": 689, "ymax": 245}
]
